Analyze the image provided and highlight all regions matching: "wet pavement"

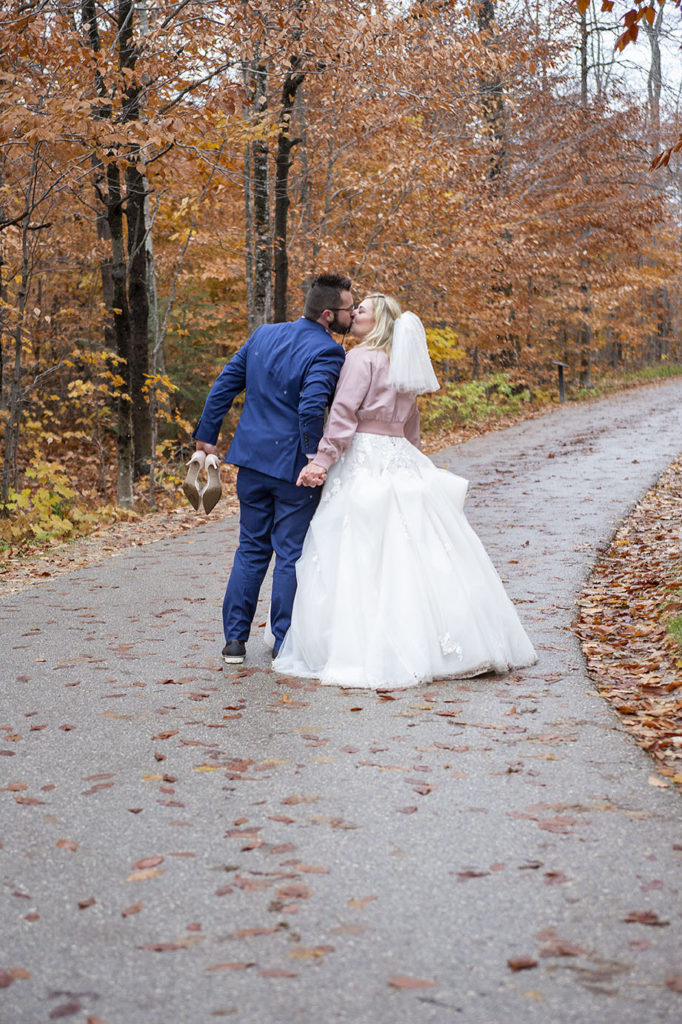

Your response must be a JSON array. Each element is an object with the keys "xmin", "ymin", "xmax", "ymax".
[{"xmin": 1, "ymin": 380, "xmax": 682, "ymax": 1023}]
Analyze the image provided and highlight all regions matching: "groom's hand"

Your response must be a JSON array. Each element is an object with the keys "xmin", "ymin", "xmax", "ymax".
[
  {"xmin": 297, "ymin": 462, "xmax": 327, "ymax": 488},
  {"xmin": 195, "ymin": 440, "xmax": 218, "ymax": 456}
]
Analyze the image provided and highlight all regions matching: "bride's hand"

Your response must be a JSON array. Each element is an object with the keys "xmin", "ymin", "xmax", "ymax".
[{"xmin": 297, "ymin": 462, "xmax": 327, "ymax": 488}]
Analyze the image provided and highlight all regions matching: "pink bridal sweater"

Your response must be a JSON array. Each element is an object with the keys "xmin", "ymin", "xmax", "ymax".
[{"xmin": 313, "ymin": 347, "xmax": 420, "ymax": 471}]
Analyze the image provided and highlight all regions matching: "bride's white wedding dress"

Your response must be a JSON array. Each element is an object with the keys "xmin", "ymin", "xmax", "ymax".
[{"xmin": 273, "ymin": 350, "xmax": 537, "ymax": 690}]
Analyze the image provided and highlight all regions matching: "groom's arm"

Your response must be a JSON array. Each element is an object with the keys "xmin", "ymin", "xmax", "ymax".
[
  {"xmin": 192, "ymin": 340, "xmax": 250, "ymax": 447},
  {"xmin": 297, "ymin": 345, "xmax": 345, "ymax": 456}
]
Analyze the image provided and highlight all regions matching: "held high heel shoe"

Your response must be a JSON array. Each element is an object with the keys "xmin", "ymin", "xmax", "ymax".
[
  {"xmin": 201, "ymin": 453, "xmax": 223, "ymax": 514},
  {"xmin": 183, "ymin": 450, "xmax": 206, "ymax": 511}
]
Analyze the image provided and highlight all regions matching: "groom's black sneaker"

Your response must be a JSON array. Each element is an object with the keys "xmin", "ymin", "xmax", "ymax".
[{"xmin": 222, "ymin": 641, "xmax": 246, "ymax": 665}]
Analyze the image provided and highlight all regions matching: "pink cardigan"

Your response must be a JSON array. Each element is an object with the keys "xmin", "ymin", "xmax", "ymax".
[{"xmin": 313, "ymin": 347, "xmax": 420, "ymax": 471}]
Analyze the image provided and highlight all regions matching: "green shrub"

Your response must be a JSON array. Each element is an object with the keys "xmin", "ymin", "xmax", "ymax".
[{"xmin": 421, "ymin": 372, "xmax": 533, "ymax": 432}]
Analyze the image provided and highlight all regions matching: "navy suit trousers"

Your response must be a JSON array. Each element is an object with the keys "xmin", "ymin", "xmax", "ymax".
[{"xmin": 223, "ymin": 467, "xmax": 321, "ymax": 647}]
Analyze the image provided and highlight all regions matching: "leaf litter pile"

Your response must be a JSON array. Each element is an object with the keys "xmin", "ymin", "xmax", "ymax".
[{"xmin": 576, "ymin": 456, "xmax": 682, "ymax": 785}]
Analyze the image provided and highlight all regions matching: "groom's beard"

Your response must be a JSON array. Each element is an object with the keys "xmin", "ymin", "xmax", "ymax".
[{"xmin": 328, "ymin": 314, "xmax": 350, "ymax": 335}]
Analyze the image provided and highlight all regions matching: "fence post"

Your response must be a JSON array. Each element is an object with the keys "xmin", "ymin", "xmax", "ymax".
[{"xmin": 551, "ymin": 361, "xmax": 570, "ymax": 402}]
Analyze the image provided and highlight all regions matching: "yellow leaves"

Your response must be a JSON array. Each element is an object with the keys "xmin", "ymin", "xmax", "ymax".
[
  {"xmin": 425, "ymin": 326, "xmax": 465, "ymax": 364},
  {"xmin": 67, "ymin": 379, "xmax": 96, "ymax": 398}
]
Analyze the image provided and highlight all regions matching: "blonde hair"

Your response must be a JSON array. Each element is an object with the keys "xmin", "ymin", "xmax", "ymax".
[{"xmin": 359, "ymin": 293, "xmax": 402, "ymax": 354}]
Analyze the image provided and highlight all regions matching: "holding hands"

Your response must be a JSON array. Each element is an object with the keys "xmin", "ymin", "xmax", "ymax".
[{"xmin": 297, "ymin": 461, "xmax": 327, "ymax": 488}]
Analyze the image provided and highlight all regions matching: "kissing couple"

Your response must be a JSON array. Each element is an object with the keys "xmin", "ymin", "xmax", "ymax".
[{"xmin": 191, "ymin": 273, "xmax": 536, "ymax": 690}]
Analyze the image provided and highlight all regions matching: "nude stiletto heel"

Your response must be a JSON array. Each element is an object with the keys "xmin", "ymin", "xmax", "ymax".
[
  {"xmin": 183, "ymin": 451, "xmax": 206, "ymax": 511},
  {"xmin": 201, "ymin": 454, "xmax": 222, "ymax": 514}
]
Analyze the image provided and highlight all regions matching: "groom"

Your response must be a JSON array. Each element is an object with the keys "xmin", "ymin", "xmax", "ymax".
[{"xmin": 193, "ymin": 273, "xmax": 353, "ymax": 665}]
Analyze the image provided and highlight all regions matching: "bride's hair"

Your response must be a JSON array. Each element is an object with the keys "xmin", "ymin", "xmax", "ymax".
[{"xmin": 360, "ymin": 293, "xmax": 402, "ymax": 353}]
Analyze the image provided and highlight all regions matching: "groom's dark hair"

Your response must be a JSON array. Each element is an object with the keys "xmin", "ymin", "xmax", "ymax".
[{"xmin": 304, "ymin": 273, "xmax": 352, "ymax": 321}]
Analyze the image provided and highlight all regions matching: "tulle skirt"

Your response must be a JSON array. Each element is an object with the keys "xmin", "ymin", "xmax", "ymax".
[{"xmin": 273, "ymin": 433, "xmax": 537, "ymax": 689}]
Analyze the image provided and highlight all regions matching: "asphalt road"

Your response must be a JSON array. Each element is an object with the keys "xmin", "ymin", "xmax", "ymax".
[{"xmin": 2, "ymin": 380, "xmax": 682, "ymax": 1024}]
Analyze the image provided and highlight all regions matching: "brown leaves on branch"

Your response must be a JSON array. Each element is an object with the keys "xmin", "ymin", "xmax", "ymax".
[{"xmin": 1, "ymin": 0, "xmax": 681, "ymax": 545}]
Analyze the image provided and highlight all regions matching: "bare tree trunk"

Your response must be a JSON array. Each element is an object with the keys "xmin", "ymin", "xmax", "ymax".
[
  {"xmin": 242, "ymin": 51, "xmax": 273, "ymax": 329},
  {"xmin": 146, "ymin": 186, "xmax": 162, "ymax": 507},
  {"xmin": 0, "ymin": 152, "xmax": 7, "ymax": 410},
  {"xmin": 644, "ymin": 5, "xmax": 663, "ymax": 157},
  {"xmin": 644, "ymin": 7, "xmax": 669, "ymax": 363},
  {"xmin": 476, "ymin": 0, "xmax": 506, "ymax": 186},
  {"xmin": 252, "ymin": 60, "xmax": 272, "ymax": 327},
  {"xmin": 578, "ymin": 9, "xmax": 592, "ymax": 388},
  {"xmin": 294, "ymin": 88, "xmax": 315, "ymax": 279},
  {"xmin": 273, "ymin": 60, "xmax": 305, "ymax": 322},
  {"xmin": 82, "ymin": 0, "xmax": 114, "ymax": 346},
  {"xmin": 106, "ymin": 159, "xmax": 135, "ymax": 508},
  {"xmin": 126, "ymin": 160, "xmax": 152, "ymax": 476},
  {"xmin": 118, "ymin": 0, "xmax": 151, "ymax": 477},
  {"xmin": 243, "ymin": 142, "xmax": 256, "ymax": 330},
  {"xmin": 1, "ymin": 148, "xmax": 39, "ymax": 504}
]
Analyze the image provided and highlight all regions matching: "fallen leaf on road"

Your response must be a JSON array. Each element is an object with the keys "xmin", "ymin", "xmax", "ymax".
[
  {"xmin": 666, "ymin": 973, "xmax": 682, "ymax": 992},
  {"xmin": 126, "ymin": 868, "xmax": 164, "ymax": 882},
  {"xmin": 139, "ymin": 942, "xmax": 188, "ymax": 952},
  {"xmin": 622, "ymin": 910, "xmax": 669, "ymax": 926},
  {"xmin": 81, "ymin": 782, "xmax": 114, "ymax": 796},
  {"xmin": 388, "ymin": 975, "xmax": 436, "ymax": 989},
  {"xmin": 133, "ymin": 856, "xmax": 163, "ymax": 870},
  {"xmin": 49, "ymin": 1002, "xmax": 81, "ymax": 1019},
  {"xmin": 330, "ymin": 921, "xmax": 373, "ymax": 936},
  {"xmin": 348, "ymin": 895, "xmax": 377, "ymax": 910},
  {"xmin": 56, "ymin": 839, "xmax": 77, "ymax": 852},
  {"xmin": 276, "ymin": 883, "xmax": 312, "ymax": 900},
  {"xmin": 539, "ymin": 939, "xmax": 585, "ymax": 957},
  {"xmin": 205, "ymin": 962, "xmax": 255, "ymax": 972},
  {"xmin": 231, "ymin": 927, "xmax": 278, "ymax": 938},
  {"xmin": 122, "ymin": 902, "xmax": 143, "ymax": 917},
  {"xmin": 287, "ymin": 945, "xmax": 334, "ymax": 959},
  {"xmin": 78, "ymin": 897, "xmax": 95, "ymax": 909},
  {"xmin": 507, "ymin": 956, "xmax": 538, "ymax": 971}
]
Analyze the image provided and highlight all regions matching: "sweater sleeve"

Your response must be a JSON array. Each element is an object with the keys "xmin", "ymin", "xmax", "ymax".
[
  {"xmin": 404, "ymin": 401, "xmax": 421, "ymax": 450},
  {"xmin": 313, "ymin": 350, "xmax": 372, "ymax": 470}
]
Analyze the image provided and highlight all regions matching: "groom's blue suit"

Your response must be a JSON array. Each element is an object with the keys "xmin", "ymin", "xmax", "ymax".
[{"xmin": 193, "ymin": 317, "xmax": 345, "ymax": 648}]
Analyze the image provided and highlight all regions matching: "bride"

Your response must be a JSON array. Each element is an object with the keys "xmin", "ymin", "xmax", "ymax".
[{"xmin": 273, "ymin": 293, "xmax": 537, "ymax": 689}]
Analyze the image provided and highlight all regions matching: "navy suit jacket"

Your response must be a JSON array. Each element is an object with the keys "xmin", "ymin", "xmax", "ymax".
[{"xmin": 193, "ymin": 317, "xmax": 345, "ymax": 483}]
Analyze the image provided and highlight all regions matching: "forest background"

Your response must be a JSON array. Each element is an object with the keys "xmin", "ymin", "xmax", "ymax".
[{"xmin": 1, "ymin": 0, "xmax": 681, "ymax": 552}]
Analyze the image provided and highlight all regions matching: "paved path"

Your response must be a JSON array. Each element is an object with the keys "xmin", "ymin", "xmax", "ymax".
[{"xmin": 2, "ymin": 381, "xmax": 682, "ymax": 1024}]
